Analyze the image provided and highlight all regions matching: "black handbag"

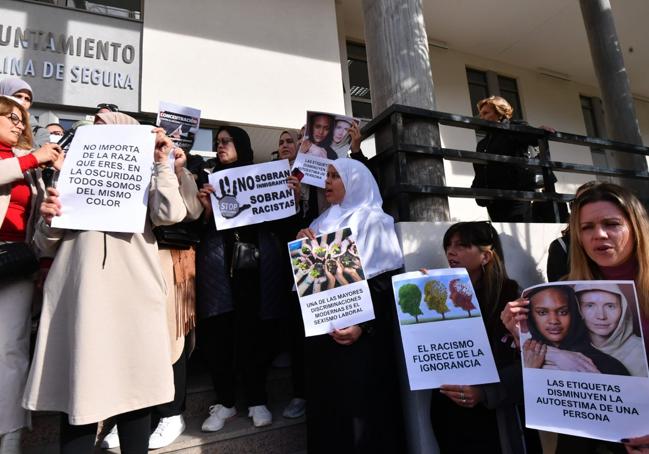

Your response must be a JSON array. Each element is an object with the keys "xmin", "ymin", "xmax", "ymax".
[
  {"xmin": 154, "ymin": 224, "xmax": 201, "ymax": 250},
  {"xmin": 230, "ymin": 232, "xmax": 259, "ymax": 277},
  {"xmin": 0, "ymin": 242, "xmax": 39, "ymax": 279}
]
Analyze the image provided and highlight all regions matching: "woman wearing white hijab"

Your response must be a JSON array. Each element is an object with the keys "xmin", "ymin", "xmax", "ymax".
[{"xmin": 297, "ymin": 158, "xmax": 405, "ymax": 453}]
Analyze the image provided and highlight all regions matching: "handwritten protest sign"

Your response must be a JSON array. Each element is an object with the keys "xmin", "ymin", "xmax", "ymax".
[
  {"xmin": 391, "ymin": 268, "xmax": 499, "ymax": 390},
  {"xmin": 209, "ymin": 160, "xmax": 296, "ymax": 230},
  {"xmin": 156, "ymin": 101, "xmax": 201, "ymax": 153},
  {"xmin": 291, "ymin": 152, "xmax": 330, "ymax": 188},
  {"xmin": 520, "ymin": 281, "xmax": 649, "ymax": 441},
  {"xmin": 52, "ymin": 125, "xmax": 155, "ymax": 233},
  {"xmin": 288, "ymin": 227, "xmax": 375, "ymax": 336}
]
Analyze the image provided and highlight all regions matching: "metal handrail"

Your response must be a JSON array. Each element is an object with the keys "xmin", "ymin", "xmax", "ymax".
[{"xmin": 360, "ymin": 104, "xmax": 649, "ymax": 212}]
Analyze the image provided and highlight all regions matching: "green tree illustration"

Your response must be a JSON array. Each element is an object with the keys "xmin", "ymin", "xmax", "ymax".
[
  {"xmin": 424, "ymin": 280, "xmax": 450, "ymax": 319},
  {"xmin": 398, "ymin": 283, "xmax": 423, "ymax": 323}
]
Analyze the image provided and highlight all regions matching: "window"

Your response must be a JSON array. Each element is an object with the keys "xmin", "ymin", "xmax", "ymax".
[
  {"xmin": 18, "ymin": 0, "xmax": 143, "ymax": 20},
  {"xmin": 580, "ymin": 95, "xmax": 609, "ymax": 169},
  {"xmin": 347, "ymin": 42, "xmax": 372, "ymax": 119},
  {"xmin": 466, "ymin": 68, "xmax": 523, "ymax": 120}
]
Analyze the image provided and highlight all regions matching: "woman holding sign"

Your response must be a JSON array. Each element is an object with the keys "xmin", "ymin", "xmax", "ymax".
[
  {"xmin": 23, "ymin": 113, "xmax": 188, "ymax": 454},
  {"xmin": 0, "ymin": 95, "xmax": 62, "ymax": 452},
  {"xmin": 295, "ymin": 158, "xmax": 405, "ymax": 453},
  {"xmin": 503, "ymin": 182, "xmax": 649, "ymax": 453},
  {"xmin": 429, "ymin": 221, "xmax": 541, "ymax": 454},
  {"xmin": 196, "ymin": 126, "xmax": 301, "ymax": 432}
]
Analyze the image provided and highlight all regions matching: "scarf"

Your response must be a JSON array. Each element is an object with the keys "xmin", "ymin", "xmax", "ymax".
[{"xmin": 310, "ymin": 158, "xmax": 403, "ymax": 279}]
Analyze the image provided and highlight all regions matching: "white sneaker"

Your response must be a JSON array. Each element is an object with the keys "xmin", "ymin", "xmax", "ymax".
[
  {"xmin": 282, "ymin": 398, "xmax": 306, "ymax": 419},
  {"xmin": 0, "ymin": 429, "xmax": 22, "ymax": 454},
  {"xmin": 148, "ymin": 415, "xmax": 185, "ymax": 450},
  {"xmin": 248, "ymin": 405, "xmax": 272, "ymax": 428},
  {"xmin": 201, "ymin": 404, "xmax": 236, "ymax": 432},
  {"xmin": 100, "ymin": 424, "xmax": 119, "ymax": 449}
]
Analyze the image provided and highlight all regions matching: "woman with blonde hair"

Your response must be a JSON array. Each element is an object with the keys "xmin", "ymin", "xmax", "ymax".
[
  {"xmin": 0, "ymin": 95, "xmax": 61, "ymax": 453},
  {"xmin": 503, "ymin": 182, "xmax": 649, "ymax": 453},
  {"xmin": 471, "ymin": 95, "xmax": 541, "ymax": 222}
]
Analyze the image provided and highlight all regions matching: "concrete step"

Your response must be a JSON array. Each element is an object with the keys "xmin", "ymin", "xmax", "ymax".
[
  {"xmin": 22, "ymin": 366, "xmax": 305, "ymax": 453},
  {"xmin": 24, "ymin": 402, "xmax": 305, "ymax": 454}
]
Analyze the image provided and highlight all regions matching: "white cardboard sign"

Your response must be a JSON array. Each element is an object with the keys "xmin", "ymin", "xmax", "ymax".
[{"xmin": 52, "ymin": 125, "xmax": 155, "ymax": 233}]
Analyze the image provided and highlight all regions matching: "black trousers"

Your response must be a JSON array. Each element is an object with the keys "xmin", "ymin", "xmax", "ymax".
[
  {"xmin": 198, "ymin": 311, "xmax": 279, "ymax": 408},
  {"xmin": 59, "ymin": 408, "xmax": 150, "ymax": 454},
  {"xmin": 287, "ymin": 290, "xmax": 305, "ymax": 398},
  {"xmin": 154, "ymin": 336, "xmax": 190, "ymax": 418}
]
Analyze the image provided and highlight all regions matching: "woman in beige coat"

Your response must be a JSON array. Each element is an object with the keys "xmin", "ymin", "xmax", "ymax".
[
  {"xmin": 0, "ymin": 95, "xmax": 61, "ymax": 454},
  {"xmin": 22, "ymin": 112, "xmax": 187, "ymax": 454}
]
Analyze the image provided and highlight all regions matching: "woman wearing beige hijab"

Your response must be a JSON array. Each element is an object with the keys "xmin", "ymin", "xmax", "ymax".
[{"xmin": 23, "ymin": 112, "xmax": 187, "ymax": 453}]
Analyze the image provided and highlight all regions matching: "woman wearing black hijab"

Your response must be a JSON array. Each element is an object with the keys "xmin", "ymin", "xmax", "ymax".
[{"xmin": 195, "ymin": 126, "xmax": 299, "ymax": 432}]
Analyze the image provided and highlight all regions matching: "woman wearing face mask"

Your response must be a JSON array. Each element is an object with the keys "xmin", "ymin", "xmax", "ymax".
[
  {"xmin": 296, "ymin": 159, "xmax": 405, "ymax": 453},
  {"xmin": 23, "ymin": 112, "xmax": 187, "ymax": 454},
  {"xmin": 429, "ymin": 221, "xmax": 541, "ymax": 454},
  {"xmin": 0, "ymin": 95, "xmax": 61, "ymax": 453},
  {"xmin": 196, "ymin": 126, "xmax": 301, "ymax": 432},
  {"xmin": 503, "ymin": 182, "xmax": 648, "ymax": 453}
]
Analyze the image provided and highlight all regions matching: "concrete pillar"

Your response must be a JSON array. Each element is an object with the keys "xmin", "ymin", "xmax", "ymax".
[
  {"xmin": 362, "ymin": 2, "xmax": 443, "ymax": 453},
  {"xmin": 579, "ymin": 0, "xmax": 647, "ymax": 181},
  {"xmin": 361, "ymin": 0, "xmax": 449, "ymax": 222}
]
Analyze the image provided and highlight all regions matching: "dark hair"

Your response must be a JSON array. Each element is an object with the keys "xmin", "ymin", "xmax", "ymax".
[
  {"xmin": 307, "ymin": 113, "xmax": 334, "ymax": 148},
  {"xmin": 525, "ymin": 285, "xmax": 589, "ymax": 349},
  {"xmin": 443, "ymin": 221, "xmax": 510, "ymax": 324},
  {"xmin": 213, "ymin": 126, "xmax": 254, "ymax": 168}
]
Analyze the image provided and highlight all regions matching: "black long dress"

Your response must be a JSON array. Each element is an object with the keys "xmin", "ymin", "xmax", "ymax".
[
  {"xmin": 304, "ymin": 271, "xmax": 406, "ymax": 453},
  {"xmin": 430, "ymin": 278, "xmax": 542, "ymax": 454}
]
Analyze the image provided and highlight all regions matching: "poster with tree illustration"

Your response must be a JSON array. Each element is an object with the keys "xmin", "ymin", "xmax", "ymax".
[{"xmin": 391, "ymin": 268, "xmax": 499, "ymax": 390}]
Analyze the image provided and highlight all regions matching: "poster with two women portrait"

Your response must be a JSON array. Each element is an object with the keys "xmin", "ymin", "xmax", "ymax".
[
  {"xmin": 288, "ymin": 227, "xmax": 375, "ymax": 336},
  {"xmin": 520, "ymin": 281, "xmax": 649, "ymax": 442}
]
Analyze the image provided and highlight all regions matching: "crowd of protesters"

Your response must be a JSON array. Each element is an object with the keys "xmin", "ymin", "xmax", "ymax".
[{"xmin": 0, "ymin": 75, "xmax": 648, "ymax": 454}]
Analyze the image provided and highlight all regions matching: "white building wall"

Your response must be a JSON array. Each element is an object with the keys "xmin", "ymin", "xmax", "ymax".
[
  {"xmin": 425, "ymin": 47, "xmax": 645, "ymax": 220},
  {"xmin": 141, "ymin": 0, "xmax": 345, "ymax": 129}
]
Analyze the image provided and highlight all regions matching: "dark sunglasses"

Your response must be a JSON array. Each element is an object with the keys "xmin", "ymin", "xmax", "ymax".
[{"xmin": 96, "ymin": 103, "xmax": 119, "ymax": 112}]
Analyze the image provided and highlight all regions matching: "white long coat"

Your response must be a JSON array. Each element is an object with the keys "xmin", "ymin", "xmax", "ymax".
[{"xmin": 23, "ymin": 162, "xmax": 186, "ymax": 425}]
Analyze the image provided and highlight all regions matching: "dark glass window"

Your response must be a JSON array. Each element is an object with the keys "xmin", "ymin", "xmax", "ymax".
[
  {"xmin": 347, "ymin": 42, "xmax": 372, "ymax": 119},
  {"xmin": 580, "ymin": 95, "xmax": 600, "ymax": 137},
  {"xmin": 466, "ymin": 68, "xmax": 523, "ymax": 120},
  {"xmin": 18, "ymin": 0, "xmax": 143, "ymax": 20}
]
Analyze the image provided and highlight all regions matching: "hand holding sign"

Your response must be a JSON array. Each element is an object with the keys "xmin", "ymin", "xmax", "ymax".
[
  {"xmin": 40, "ymin": 187, "xmax": 62, "ymax": 226},
  {"xmin": 212, "ymin": 175, "xmax": 251, "ymax": 219}
]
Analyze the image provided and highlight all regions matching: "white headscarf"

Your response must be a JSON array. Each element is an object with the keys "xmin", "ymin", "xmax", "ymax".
[
  {"xmin": 310, "ymin": 159, "xmax": 403, "ymax": 279},
  {"xmin": 574, "ymin": 282, "xmax": 647, "ymax": 377}
]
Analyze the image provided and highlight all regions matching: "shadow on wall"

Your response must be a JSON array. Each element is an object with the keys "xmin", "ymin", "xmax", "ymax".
[{"xmin": 395, "ymin": 221, "xmax": 565, "ymax": 289}]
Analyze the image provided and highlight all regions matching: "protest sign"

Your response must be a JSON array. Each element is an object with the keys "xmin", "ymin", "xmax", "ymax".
[
  {"xmin": 52, "ymin": 125, "xmax": 155, "ymax": 233},
  {"xmin": 391, "ymin": 268, "xmax": 499, "ymax": 390},
  {"xmin": 520, "ymin": 281, "xmax": 649, "ymax": 442},
  {"xmin": 156, "ymin": 101, "xmax": 201, "ymax": 153},
  {"xmin": 291, "ymin": 152, "xmax": 330, "ymax": 188},
  {"xmin": 209, "ymin": 159, "xmax": 296, "ymax": 230},
  {"xmin": 288, "ymin": 227, "xmax": 375, "ymax": 336},
  {"xmin": 303, "ymin": 111, "xmax": 359, "ymax": 159}
]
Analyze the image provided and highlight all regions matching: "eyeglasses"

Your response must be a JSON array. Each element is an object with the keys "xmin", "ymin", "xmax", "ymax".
[
  {"xmin": 96, "ymin": 103, "xmax": 119, "ymax": 112},
  {"xmin": 215, "ymin": 137, "xmax": 234, "ymax": 146},
  {"xmin": 3, "ymin": 112, "xmax": 25, "ymax": 127}
]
